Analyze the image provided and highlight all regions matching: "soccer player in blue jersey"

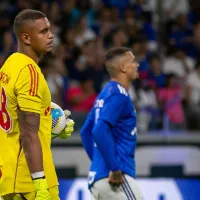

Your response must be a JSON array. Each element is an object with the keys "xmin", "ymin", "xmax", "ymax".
[{"xmin": 80, "ymin": 47, "xmax": 143, "ymax": 200}]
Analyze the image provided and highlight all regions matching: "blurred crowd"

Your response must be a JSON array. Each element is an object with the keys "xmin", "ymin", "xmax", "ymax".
[{"xmin": 1, "ymin": 0, "xmax": 200, "ymax": 132}]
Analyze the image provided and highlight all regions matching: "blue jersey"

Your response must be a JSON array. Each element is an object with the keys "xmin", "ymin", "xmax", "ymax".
[{"xmin": 80, "ymin": 81, "xmax": 137, "ymax": 187}]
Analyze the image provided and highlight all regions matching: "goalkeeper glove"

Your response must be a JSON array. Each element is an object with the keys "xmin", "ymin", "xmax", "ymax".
[
  {"xmin": 33, "ymin": 178, "xmax": 51, "ymax": 200},
  {"xmin": 58, "ymin": 110, "xmax": 75, "ymax": 139}
]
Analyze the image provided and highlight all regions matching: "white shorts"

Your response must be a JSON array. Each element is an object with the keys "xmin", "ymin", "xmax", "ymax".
[{"xmin": 90, "ymin": 174, "xmax": 143, "ymax": 200}]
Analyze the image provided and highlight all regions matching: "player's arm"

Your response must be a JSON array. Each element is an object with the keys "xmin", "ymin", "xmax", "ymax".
[
  {"xmin": 15, "ymin": 66, "xmax": 50, "ymax": 200},
  {"xmin": 92, "ymin": 94, "xmax": 127, "ymax": 185},
  {"xmin": 93, "ymin": 118, "xmax": 120, "ymax": 167},
  {"xmin": 18, "ymin": 110, "xmax": 43, "ymax": 173},
  {"xmin": 80, "ymin": 109, "xmax": 95, "ymax": 160}
]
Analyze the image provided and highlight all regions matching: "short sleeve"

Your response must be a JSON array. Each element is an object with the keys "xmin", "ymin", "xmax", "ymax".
[
  {"xmin": 98, "ymin": 94, "xmax": 127, "ymax": 126},
  {"xmin": 15, "ymin": 65, "xmax": 43, "ymax": 114}
]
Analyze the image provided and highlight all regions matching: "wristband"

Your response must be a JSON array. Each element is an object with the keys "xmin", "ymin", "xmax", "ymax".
[{"xmin": 31, "ymin": 171, "xmax": 45, "ymax": 180}]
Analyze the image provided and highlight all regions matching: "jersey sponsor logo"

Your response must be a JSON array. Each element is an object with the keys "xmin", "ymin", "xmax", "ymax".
[
  {"xmin": 0, "ymin": 72, "xmax": 10, "ymax": 84},
  {"xmin": 117, "ymin": 84, "xmax": 128, "ymax": 96},
  {"xmin": 94, "ymin": 99, "xmax": 104, "ymax": 123},
  {"xmin": 94, "ymin": 99, "xmax": 104, "ymax": 108},
  {"xmin": 27, "ymin": 64, "xmax": 39, "ymax": 96}
]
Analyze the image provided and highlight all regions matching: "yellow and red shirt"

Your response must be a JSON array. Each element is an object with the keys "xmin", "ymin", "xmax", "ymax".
[{"xmin": 0, "ymin": 53, "xmax": 58, "ymax": 196}]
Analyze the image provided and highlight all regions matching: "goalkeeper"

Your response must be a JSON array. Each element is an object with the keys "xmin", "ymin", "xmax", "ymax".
[{"xmin": 0, "ymin": 9, "xmax": 74, "ymax": 200}]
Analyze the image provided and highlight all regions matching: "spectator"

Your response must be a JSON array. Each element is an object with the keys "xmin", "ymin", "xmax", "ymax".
[
  {"xmin": 49, "ymin": 1, "xmax": 61, "ymax": 24},
  {"xmin": 142, "ymin": 0, "xmax": 189, "ymax": 20},
  {"xmin": 40, "ymin": 56, "xmax": 66, "ymax": 107},
  {"xmin": 131, "ymin": 38, "xmax": 150, "ymax": 79},
  {"xmin": 147, "ymin": 55, "xmax": 166, "ymax": 88},
  {"xmin": 142, "ymin": 12, "xmax": 158, "ymax": 51},
  {"xmin": 65, "ymin": 71, "xmax": 97, "ymax": 112},
  {"xmin": 39, "ymin": 1, "xmax": 49, "ymax": 16},
  {"xmin": 84, "ymin": 53, "xmax": 108, "ymax": 93},
  {"xmin": 74, "ymin": 39, "xmax": 96, "ymax": 78},
  {"xmin": 0, "ymin": 30, "xmax": 16, "ymax": 56},
  {"xmin": 74, "ymin": 15, "xmax": 96, "ymax": 47},
  {"xmin": 163, "ymin": 47, "xmax": 195, "ymax": 78},
  {"xmin": 168, "ymin": 14, "xmax": 192, "ymax": 49},
  {"xmin": 95, "ymin": 7, "xmax": 116, "ymax": 37},
  {"xmin": 137, "ymin": 80, "xmax": 160, "ymax": 132},
  {"xmin": 58, "ymin": 0, "xmax": 76, "ymax": 29},
  {"xmin": 186, "ymin": 22, "xmax": 200, "ymax": 59},
  {"xmin": 0, "ymin": 0, "xmax": 199, "ymax": 131},
  {"xmin": 187, "ymin": 3, "xmax": 200, "ymax": 26},
  {"xmin": 61, "ymin": 28, "xmax": 80, "ymax": 58},
  {"xmin": 158, "ymin": 74, "xmax": 185, "ymax": 130},
  {"xmin": 71, "ymin": 0, "xmax": 95, "ymax": 27},
  {"xmin": 185, "ymin": 60, "xmax": 200, "ymax": 130},
  {"xmin": 110, "ymin": 28, "xmax": 128, "ymax": 47}
]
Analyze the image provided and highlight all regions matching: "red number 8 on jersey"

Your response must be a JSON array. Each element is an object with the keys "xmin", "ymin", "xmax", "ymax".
[{"xmin": 0, "ymin": 87, "xmax": 11, "ymax": 132}]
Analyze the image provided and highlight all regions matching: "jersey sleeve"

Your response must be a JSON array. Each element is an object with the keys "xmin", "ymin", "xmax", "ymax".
[
  {"xmin": 15, "ymin": 65, "xmax": 43, "ymax": 114},
  {"xmin": 80, "ymin": 108, "xmax": 95, "ymax": 160},
  {"xmin": 98, "ymin": 94, "xmax": 127, "ymax": 126}
]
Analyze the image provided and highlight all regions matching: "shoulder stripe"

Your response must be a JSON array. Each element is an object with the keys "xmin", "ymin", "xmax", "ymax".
[
  {"xmin": 35, "ymin": 69, "xmax": 39, "ymax": 95},
  {"xmin": 28, "ymin": 65, "xmax": 34, "ymax": 96},
  {"xmin": 31, "ymin": 64, "xmax": 39, "ymax": 96},
  {"xmin": 28, "ymin": 64, "xmax": 39, "ymax": 96}
]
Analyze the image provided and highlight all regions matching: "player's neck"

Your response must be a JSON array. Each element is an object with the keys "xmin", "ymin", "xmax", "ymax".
[
  {"xmin": 111, "ymin": 77, "xmax": 130, "ymax": 90},
  {"xmin": 18, "ymin": 46, "xmax": 39, "ymax": 64}
]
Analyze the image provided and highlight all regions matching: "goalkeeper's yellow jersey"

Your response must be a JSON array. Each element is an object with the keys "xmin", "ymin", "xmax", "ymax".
[{"xmin": 0, "ymin": 52, "xmax": 58, "ymax": 196}]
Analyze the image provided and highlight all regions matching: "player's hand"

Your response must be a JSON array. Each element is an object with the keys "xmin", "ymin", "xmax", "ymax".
[
  {"xmin": 59, "ymin": 110, "xmax": 75, "ymax": 139},
  {"xmin": 108, "ymin": 170, "xmax": 124, "ymax": 187},
  {"xmin": 33, "ymin": 178, "xmax": 51, "ymax": 200}
]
